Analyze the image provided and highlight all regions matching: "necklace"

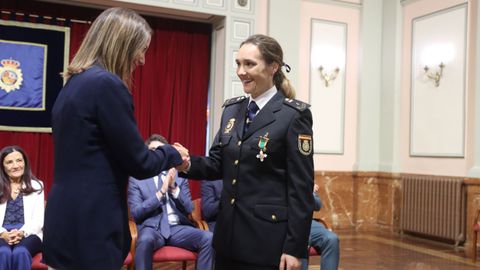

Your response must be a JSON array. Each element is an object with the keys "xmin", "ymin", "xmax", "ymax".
[{"xmin": 11, "ymin": 182, "xmax": 21, "ymax": 195}]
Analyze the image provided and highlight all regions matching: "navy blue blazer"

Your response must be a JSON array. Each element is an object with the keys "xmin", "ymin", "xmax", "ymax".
[
  {"xmin": 43, "ymin": 65, "xmax": 183, "ymax": 270},
  {"xmin": 184, "ymin": 91, "xmax": 315, "ymax": 266},
  {"xmin": 128, "ymin": 174, "xmax": 194, "ymax": 230},
  {"xmin": 200, "ymin": 179, "xmax": 222, "ymax": 232}
]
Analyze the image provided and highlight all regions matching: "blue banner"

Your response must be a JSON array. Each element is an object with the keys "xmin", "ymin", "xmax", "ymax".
[
  {"xmin": 0, "ymin": 19, "xmax": 69, "ymax": 132},
  {"xmin": 0, "ymin": 40, "xmax": 46, "ymax": 110}
]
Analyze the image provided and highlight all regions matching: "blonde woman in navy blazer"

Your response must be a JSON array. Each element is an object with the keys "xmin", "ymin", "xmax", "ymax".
[
  {"xmin": 0, "ymin": 146, "xmax": 44, "ymax": 270},
  {"xmin": 42, "ymin": 8, "xmax": 188, "ymax": 270},
  {"xmin": 181, "ymin": 34, "xmax": 315, "ymax": 270}
]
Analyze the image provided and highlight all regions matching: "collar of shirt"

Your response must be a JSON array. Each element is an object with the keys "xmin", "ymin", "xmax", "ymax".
[
  {"xmin": 153, "ymin": 175, "xmax": 159, "ymax": 189},
  {"xmin": 154, "ymin": 172, "xmax": 168, "ymax": 189},
  {"xmin": 249, "ymin": 85, "xmax": 277, "ymax": 112}
]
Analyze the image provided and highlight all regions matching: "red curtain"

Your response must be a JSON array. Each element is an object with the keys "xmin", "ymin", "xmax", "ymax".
[
  {"xmin": 0, "ymin": 5, "xmax": 211, "ymax": 198},
  {"xmin": 132, "ymin": 19, "xmax": 211, "ymax": 198}
]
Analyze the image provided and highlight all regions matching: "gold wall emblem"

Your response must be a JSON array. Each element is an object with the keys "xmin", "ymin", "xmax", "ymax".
[{"xmin": 0, "ymin": 59, "xmax": 23, "ymax": 93}]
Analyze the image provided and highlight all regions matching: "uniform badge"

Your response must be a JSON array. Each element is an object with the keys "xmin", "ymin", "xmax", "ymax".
[
  {"xmin": 224, "ymin": 118, "xmax": 235, "ymax": 134},
  {"xmin": 0, "ymin": 59, "xmax": 23, "ymax": 93},
  {"xmin": 256, "ymin": 132, "xmax": 269, "ymax": 162},
  {"xmin": 298, "ymin": 134, "xmax": 312, "ymax": 155}
]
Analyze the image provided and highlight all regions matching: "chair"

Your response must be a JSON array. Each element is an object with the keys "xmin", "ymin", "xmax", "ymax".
[
  {"xmin": 309, "ymin": 246, "xmax": 320, "ymax": 256},
  {"xmin": 473, "ymin": 209, "xmax": 480, "ymax": 262},
  {"xmin": 190, "ymin": 198, "xmax": 209, "ymax": 231},
  {"xmin": 31, "ymin": 252, "xmax": 47, "ymax": 270},
  {"xmin": 153, "ymin": 246, "xmax": 198, "ymax": 270},
  {"xmin": 128, "ymin": 198, "xmax": 208, "ymax": 270}
]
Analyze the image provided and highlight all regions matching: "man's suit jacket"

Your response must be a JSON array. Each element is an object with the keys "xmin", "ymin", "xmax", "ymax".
[
  {"xmin": 128, "ymin": 174, "xmax": 194, "ymax": 230},
  {"xmin": 0, "ymin": 180, "xmax": 44, "ymax": 240},
  {"xmin": 185, "ymin": 91, "xmax": 315, "ymax": 266},
  {"xmin": 43, "ymin": 65, "xmax": 183, "ymax": 270},
  {"xmin": 200, "ymin": 179, "xmax": 222, "ymax": 232}
]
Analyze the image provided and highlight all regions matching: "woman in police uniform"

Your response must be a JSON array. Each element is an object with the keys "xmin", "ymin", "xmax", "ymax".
[{"xmin": 184, "ymin": 34, "xmax": 314, "ymax": 270}]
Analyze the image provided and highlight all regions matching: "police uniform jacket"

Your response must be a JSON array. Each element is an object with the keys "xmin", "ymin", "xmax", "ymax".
[{"xmin": 186, "ymin": 90, "xmax": 314, "ymax": 267}]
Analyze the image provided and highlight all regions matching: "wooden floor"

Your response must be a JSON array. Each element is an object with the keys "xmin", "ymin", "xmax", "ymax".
[{"xmin": 122, "ymin": 231, "xmax": 480, "ymax": 270}]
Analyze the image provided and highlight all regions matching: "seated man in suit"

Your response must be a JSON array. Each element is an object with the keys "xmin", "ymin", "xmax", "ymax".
[
  {"xmin": 301, "ymin": 184, "xmax": 340, "ymax": 270},
  {"xmin": 128, "ymin": 134, "xmax": 214, "ymax": 270},
  {"xmin": 200, "ymin": 179, "xmax": 223, "ymax": 232}
]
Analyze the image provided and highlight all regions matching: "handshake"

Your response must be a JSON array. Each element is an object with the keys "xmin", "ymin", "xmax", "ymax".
[{"xmin": 172, "ymin": 142, "xmax": 190, "ymax": 172}]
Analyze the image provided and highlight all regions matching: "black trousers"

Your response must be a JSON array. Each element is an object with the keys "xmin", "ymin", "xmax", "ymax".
[{"xmin": 215, "ymin": 253, "xmax": 277, "ymax": 270}]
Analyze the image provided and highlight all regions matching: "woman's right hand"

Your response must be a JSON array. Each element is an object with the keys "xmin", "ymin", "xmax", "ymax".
[
  {"xmin": 0, "ymin": 231, "xmax": 9, "ymax": 243},
  {"xmin": 0, "ymin": 231, "xmax": 20, "ymax": 245}
]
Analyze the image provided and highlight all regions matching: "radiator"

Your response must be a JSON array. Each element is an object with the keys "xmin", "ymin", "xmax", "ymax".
[{"xmin": 400, "ymin": 175, "xmax": 465, "ymax": 244}]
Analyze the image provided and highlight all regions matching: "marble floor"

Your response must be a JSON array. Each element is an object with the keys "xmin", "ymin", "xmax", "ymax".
[{"xmin": 123, "ymin": 231, "xmax": 480, "ymax": 270}]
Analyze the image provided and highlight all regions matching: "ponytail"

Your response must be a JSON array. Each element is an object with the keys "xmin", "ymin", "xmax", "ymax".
[{"xmin": 274, "ymin": 70, "xmax": 295, "ymax": 99}]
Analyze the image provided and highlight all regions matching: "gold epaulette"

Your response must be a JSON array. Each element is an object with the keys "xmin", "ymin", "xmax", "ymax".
[
  {"xmin": 222, "ymin": 96, "xmax": 247, "ymax": 107},
  {"xmin": 283, "ymin": 98, "xmax": 310, "ymax": 112}
]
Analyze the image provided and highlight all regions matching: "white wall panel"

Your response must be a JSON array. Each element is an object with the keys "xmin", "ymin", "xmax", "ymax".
[
  {"xmin": 310, "ymin": 19, "xmax": 347, "ymax": 154},
  {"xmin": 410, "ymin": 4, "xmax": 467, "ymax": 157}
]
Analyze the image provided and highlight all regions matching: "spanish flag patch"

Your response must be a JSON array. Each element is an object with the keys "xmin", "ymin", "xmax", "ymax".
[{"xmin": 298, "ymin": 134, "xmax": 312, "ymax": 155}]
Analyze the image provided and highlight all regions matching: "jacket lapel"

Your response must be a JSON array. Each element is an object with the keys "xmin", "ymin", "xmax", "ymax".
[
  {"xmin": 146, "ymin": 176, "xmax": 159, "ymax": 195},
  {"xmin": 243, "ymin": 92, "xmax": 283, "ymax": 139},
  {"xmin": 234, "ymin": 100, "xmax": 249, "ymax": 140}
]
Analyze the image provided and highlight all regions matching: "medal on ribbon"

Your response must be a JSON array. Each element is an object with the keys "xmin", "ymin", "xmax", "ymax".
[{"xmin": 256, "ymin": 132, "xmax": 269, "ymax": 162}]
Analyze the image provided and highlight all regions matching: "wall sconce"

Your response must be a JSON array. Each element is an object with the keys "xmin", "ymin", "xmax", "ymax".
[
  {"xmin": 423, "ymin": 62, "xmax": 445, "ymax": 87},
  {"xmin": 318, "ymin": 66, "xmax": 340, "ymax": 87}
]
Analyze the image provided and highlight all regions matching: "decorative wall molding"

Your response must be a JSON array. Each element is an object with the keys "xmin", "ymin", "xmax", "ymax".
[
  {"xmin": 309, "ymin": 19, "xmax": 347, "ymax": 154},
  {"xmin": 173, "ymin": 0, "xmax": 199, "ymax": 7},
  {"xmin": 231, "ymin": 81, "xmax": 244, "ymax": 97},
  {"xmin": 303, "ymin": 0, "xmax": 362, "ymax": 9},
  {"xmin": 231, "ymin": 17, "xmax": 253, "ymax": 41},
  {"xmin": 231, "ymin": 49, "xmax": 238, "ymax": 78},
  {"xmin": 204, "ymin": 0, "xmax": 225, "ymax": 9},
  {"xmin": 409, "ymin": 3, "xmax": 467, "ymax": 157},
  {"xmin": 232, "ymin": 0, "xmax": 254, "ymax": 13},
  {"xmin": 401, "ymin": 0, "xmax": 427, "ymax": 6}
]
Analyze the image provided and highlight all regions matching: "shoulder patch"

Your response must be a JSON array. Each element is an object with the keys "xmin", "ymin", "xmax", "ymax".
[
  {"xmin": 283, "ymin": 98, "xmax": 311, "ymax": 112},
  {"xmin": 222, "ymin": 96, "xmax": 247, "ymax": 107}
]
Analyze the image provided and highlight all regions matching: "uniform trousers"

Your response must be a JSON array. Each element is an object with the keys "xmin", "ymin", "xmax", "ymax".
[{"xmin": 215, "ymin": 253, "xmax": 279, "ymax": 270}]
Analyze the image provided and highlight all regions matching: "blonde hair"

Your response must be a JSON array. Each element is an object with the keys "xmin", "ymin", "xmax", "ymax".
[
  {"xmin": 64, "ymin": 7, "xmax": 152, "ymax": 88},
  {"xmin": 240, "ymin": 34, "xmax": 295, "ymax": 99}
]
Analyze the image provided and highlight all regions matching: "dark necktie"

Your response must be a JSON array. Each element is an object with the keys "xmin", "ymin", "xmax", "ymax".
[
  {"xmin": 158, "ymin": 173, "xmax": 171, "ymax": 239},
  {"xmin": 244, "ymin": 101, "xmax": 259, "ymax": 134}
]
